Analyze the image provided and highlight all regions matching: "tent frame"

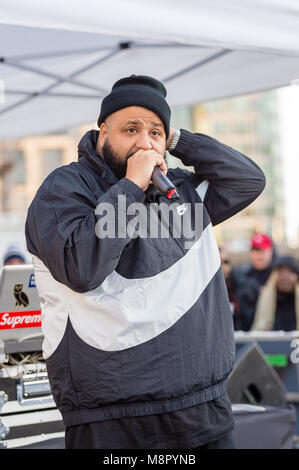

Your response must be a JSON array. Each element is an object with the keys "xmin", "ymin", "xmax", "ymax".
[{"xmin": 0, "ymin": 41, "xmax": 231, "ymax": 116}]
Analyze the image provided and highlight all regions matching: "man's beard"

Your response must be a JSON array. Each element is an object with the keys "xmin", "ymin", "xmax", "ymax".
[
  {"xmin": 101, "ymin": 138, "xmax": 167, "ymax": 181},
  {"xmin": 101, "ymin": 139, "xmax": 133, "ymax": 180}
]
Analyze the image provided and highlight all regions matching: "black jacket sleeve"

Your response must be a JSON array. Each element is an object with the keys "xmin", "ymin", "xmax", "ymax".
[
  {"xmin": 170, "ymin": 129, "xmax": 266, "ymax": 226},
  {"xmin": 25, "ymin": 168, "xmax": 145, "ymax": 293}
]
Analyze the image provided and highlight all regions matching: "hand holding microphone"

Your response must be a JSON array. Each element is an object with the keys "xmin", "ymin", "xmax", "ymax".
[{"xmin": 125, "ymin": 149, "xmax": 178, "ymax": 199}]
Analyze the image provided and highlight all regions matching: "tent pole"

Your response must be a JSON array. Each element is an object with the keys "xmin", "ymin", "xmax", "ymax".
[{"xmin": 163, "ymin": 49, "xmax": 232, "ymax": 82}]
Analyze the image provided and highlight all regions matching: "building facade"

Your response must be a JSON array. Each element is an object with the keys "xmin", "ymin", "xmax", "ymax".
[{"xmin": 170, "ymin": 90, "xmax": 286, "ymax": 249}]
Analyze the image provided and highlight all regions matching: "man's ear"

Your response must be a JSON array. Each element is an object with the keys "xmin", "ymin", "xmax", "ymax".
[{"xmin": 97, "ymin": 122, "xmax": 108, "ymax": 154}]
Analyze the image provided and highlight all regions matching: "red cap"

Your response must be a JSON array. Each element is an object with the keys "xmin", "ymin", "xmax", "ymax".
[{"xmin": 251, "ymin": 234, "xmax": 273, "ymax": 250}]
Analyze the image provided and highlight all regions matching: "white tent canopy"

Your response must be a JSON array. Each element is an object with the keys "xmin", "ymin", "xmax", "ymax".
[{"xmin": 1, "ymin": 0, "xmax": 299, "ymax": 140}]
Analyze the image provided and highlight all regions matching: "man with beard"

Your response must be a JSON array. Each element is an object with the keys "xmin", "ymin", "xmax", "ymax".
[{"xmin": 25, "ymin": 75, "xmax": 265, "ymax": 449}]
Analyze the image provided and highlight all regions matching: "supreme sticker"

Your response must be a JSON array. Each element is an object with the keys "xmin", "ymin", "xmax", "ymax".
[{"xmin": 0, "ymin": 311, "xmax": 41, "ymax": 329}]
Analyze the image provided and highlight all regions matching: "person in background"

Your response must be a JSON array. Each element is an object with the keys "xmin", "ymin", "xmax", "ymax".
[
  {"xmin": 241, "ymin": 233, "xmax": 276, "ymax": 288},
  {"xmin": 219, "ymin": 245, "xmax": 259, "ymax": 331},
  {"xmin": 250, "ymin": 256, "xmax": 299, "ymax": 331},
  {"xmin": 232, "ymin": 233, "xmax": 277, "ymax": 330},
  {"xmin": 219, "ymin": 246, "xmax": 240, "ymax": 315},
  {"xmin": 3, "ymin": 244, "xmax": 26, "ymax": 266}
]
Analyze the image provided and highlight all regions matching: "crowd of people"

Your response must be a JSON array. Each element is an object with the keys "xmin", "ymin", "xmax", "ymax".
[{"xmin": 220, "ymin": 233, "xmax": 299, "ymax": 332}]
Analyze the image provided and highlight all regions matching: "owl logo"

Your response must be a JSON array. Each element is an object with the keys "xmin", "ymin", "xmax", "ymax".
[{"xmin": 14, "ymin": 284, "xmax": 29, "ymax": 308}]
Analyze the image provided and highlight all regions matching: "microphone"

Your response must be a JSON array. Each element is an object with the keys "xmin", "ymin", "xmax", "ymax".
[{"xmin": 151, "ymin": 167, "xmax": 179, "ymax": 200}]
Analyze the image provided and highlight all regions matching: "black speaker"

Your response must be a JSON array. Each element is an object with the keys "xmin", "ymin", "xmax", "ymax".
[{"xmin": 228, "ymin": 342, "xmax": 286, "ymax": 406}]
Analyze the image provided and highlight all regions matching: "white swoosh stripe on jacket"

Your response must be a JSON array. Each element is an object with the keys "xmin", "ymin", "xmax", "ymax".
[{"xmin": 33, "ymin": 222, "xmax": 220, "ymax": 357}]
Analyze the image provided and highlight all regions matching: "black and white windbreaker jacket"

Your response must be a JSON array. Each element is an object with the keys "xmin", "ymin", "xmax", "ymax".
[{"xmin": 25, "ymin": 129, "xmax": 266, "ymax": 427}]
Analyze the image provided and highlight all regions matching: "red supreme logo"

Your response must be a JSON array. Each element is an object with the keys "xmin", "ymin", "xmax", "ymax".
[{"xmin": 0, "ymin": 311, "xmax": 41, "ymax": 329}]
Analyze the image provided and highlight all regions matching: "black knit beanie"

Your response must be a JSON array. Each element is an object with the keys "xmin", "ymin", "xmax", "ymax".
[
  {"xmin": 274, "ymin": 256, "xmax": 299, "ymax": 276},
  {"xmin": 97, "ymin": 75, "xmax": 171, "ymax": 138}
]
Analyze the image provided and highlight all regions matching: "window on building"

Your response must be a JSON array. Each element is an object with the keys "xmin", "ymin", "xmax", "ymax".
[
  {"xmin": 8, "ymin": 150, "xmax": 25, "ymax": 185},
  {"xmin": 40, "ymin": 149, "xmax": 63, "ymax": 179},
  {"xmin": 171, "ymin": 106, "xmax": 193, "ymax": 131},
  {"xmin": 213, "ymin": 123, "xmax": 225, "ymax": 134},
  {"xmin": 235, "ymin": 122, "xmax": 250, "ymax": 133},
  {"xmin": 230, "ymin": 98, "xmax": 249, "ymax": 112}
]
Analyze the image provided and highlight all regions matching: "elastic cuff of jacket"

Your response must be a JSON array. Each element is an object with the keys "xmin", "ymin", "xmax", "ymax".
[
  {"xmin": 170, "ymin": 128, "xmax": 202, "ymax": 164},
  {"xmin": 95, "ymin": 178, "xmax": 146, "ymax": 209},
  {"xmin": 120, "ymin": 178, "xmax": 146, "ymax": 202}
]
